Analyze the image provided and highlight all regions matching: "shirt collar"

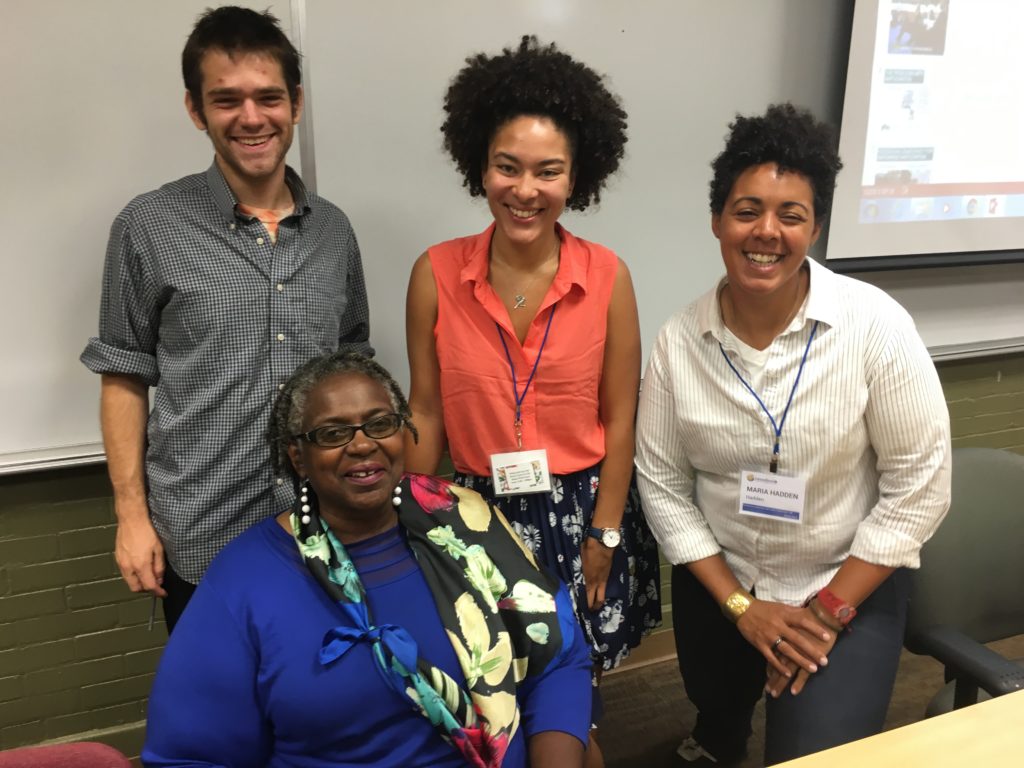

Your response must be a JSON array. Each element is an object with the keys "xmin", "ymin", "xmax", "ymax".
[
  {"xmin": 802, "ymin": 257, "xmax": 840, "ymax": 329},
  {"xmin": 206, "ymin": 161, "xmax": 310, "ymax": 223},
  {"xmin": 695, "ymin": 273, "xmax": 729, "ymax": 342},
  {"xmin": 696, "ymin": 257, "xmax": 840, "ymax": 342},
  {"xmin": 459, "ymin": 222, "xmax": 589, "ymax": 297}
]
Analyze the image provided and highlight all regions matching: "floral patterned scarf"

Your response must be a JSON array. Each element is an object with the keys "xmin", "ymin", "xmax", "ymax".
[{"xmin": 290, "ymin": 473, "xmax": 563, "ymax": 767}]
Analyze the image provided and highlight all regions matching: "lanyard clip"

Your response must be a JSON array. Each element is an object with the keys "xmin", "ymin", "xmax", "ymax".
[{"xmin": 514, "ymin": 418, "xmax": 523, "ymax": 450}]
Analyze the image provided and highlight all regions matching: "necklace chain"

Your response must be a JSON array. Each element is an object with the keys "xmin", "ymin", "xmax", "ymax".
[{"xmin": 493, "ymin": 242, "xmax": 559, "ymax": 311}]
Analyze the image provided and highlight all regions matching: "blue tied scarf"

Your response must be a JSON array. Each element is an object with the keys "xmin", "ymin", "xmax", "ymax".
[{"xmin": 319, "ymin": 614, "xmax": 421, "ymax": 675}]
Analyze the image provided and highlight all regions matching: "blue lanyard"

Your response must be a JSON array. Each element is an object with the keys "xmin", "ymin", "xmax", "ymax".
[
  {"xmin": 718, "ymin": 320, "xmax": 819, "ymax": 473},
  {"xmin": 496, "ymin": 304, "xmax": 557, "ymax": 449}
]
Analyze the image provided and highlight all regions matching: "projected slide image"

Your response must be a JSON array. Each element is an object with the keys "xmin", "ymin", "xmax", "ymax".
[
  {"xmin": 888, "ymin": 1, "xmax": 949, "ymax": 55},
  {"xmin": 876, "ymin": 71, "xmax": 930, "ymax": 135},
  {"xmin": 852, "ymin": 0, "xmax": 1024, "ymax": 226},
  {"xmin": 861, "ymin": 191, "xmax": 1024, "ymax": 225},
  {"xmin": 830, "ymin": 0, "xmax": 1024, "ymax": 261},
  {"xmin": 869, "ymin": 148, "xmax": 933, "ymax": 196},
  {"xmin": 873, "ymin": 167, "xmax": 930, "ymax": 187}
]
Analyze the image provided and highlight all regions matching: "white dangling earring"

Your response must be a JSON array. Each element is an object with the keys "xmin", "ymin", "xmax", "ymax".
[
  {"xmin": 392, "ymin": 484, "xmax": 402, "ymax": 508},
  {"xmin": 299, "ymin": 481, "xmax": 312, "ymax": 525}
]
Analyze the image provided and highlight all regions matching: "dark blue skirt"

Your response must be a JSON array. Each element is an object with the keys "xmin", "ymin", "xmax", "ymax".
[{"xmin": 454, "ymin": 465, "xmax": 662, "ymax": 671}]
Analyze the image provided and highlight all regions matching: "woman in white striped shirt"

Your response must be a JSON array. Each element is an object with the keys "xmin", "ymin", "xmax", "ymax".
[{"xmin": 635, "ymin": 103, "xmax": 951, "ymax": 766}]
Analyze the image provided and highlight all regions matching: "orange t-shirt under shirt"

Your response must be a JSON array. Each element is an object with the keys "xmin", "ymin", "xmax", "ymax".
[
  {"xmin": 429, "ymin": 223, "xmax": 619, "ymax": 477},
  {"xmin": 236, "ymin": 203, "xmax": 294, "ymax": 244}
]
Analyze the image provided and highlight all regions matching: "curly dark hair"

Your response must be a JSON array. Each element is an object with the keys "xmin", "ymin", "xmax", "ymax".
[
  {"xmin": 709, "ymin": 103, "xmax": 843, "ymax": 221},
  {"xmin": 441, "ymin": 35, "xmax": 627, "ymax": 211},
  {"xmin": 269, "ymin": 352, "xmax": 418, "ymax": 486}
]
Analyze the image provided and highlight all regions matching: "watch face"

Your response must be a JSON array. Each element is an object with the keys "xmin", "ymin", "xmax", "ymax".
[{"xmin": 602, "ymin": 529, "xmax": 621, "ymax": 548}]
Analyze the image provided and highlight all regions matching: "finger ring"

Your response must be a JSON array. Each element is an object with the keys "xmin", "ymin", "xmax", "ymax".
[{"xmin": 772, "ymin": 636, "xmax": 784, "ymax": 651}]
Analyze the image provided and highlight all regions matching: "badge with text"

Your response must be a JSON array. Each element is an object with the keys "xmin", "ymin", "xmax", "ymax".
[
  {"xmin": 489, "ymin": 449, "xmax": 553, "ymax": 496},
  {"xmin": 738, "ymin": 469, "xmax": 807, "ymax": 523}
]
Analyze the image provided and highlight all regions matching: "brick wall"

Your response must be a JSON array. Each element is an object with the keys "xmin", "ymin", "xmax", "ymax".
[
  {"xmin": 1, "ymin": 352, "xmax": 1022, "ymax": 754},
  {"xmin": 0, "ymin": 467, "xmax": 157, "ymax": 754},
  {"xmin": 940, "ymin": 354, "xmax": 1024, "ymax": 452}
]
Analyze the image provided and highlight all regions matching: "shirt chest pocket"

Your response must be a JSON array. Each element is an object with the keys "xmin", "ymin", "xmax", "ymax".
[
  {"xmin": 291, "ymin": 267, "xmax": 349, "ymax": 352},
  {"xmin": 158, "ymin": 259, "xmax": 270, "ymax": 352}
]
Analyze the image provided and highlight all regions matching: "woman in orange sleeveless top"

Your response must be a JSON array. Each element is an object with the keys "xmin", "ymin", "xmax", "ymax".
[{"xmin": 405, "ymin": 36, "xmax": 661, "ymax": 766}]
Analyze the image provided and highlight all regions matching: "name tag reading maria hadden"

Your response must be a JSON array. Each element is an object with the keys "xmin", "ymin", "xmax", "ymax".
[{"xmin": 738, "ymin": 469, "xmax": 807, "ymax": 524}]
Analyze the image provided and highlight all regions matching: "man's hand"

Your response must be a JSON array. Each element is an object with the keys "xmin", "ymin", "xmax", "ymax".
[
  {"xmin": 100, "ymin": 373, "xmax": 164, "ymax": 595},
  {"xmin": 114, "ymin": 501, "xmax": 167, "ymax": 597}
]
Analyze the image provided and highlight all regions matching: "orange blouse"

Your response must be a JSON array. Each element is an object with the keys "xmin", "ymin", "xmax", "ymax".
[{"xmin": 429, "ymin": 224, "xmax": 619, "ymax": 476}]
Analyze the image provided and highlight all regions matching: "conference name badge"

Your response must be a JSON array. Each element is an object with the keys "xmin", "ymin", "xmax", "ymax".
[
  {"xmin": 738, "ymin": 468, "xmax": 806, "ymax": 524},
  {"xmin": 489, "ymin": 449, "xmax": 552, "ymax": 496}
]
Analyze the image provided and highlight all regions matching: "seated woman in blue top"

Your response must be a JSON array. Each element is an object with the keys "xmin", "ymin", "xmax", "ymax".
[{"xmin": 143, "ymin": 351, "xmax": 592, "ymax": 768}]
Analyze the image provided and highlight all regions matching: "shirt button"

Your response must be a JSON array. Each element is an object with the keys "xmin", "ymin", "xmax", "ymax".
[
  {"xmin": 229, "ymin": 222, "xmax": 236, "ymax": 230},
  {"xmin": 256, "ymin": 237, "xmax": 265, "ymax": 245},
  {"xmin": 278, "ymin": 383, "xmax": 285, "ymax": 391},
  {"xmin": 277, "ymin": 333, "xmax": 285, "ymax": 342},
  {"xmin": 276, "ymin": 478, "xmax": 284, "ymax": 486},
  {"xmin": 276, "ymin": 283, "xmax": 284, "ymax": 292}
]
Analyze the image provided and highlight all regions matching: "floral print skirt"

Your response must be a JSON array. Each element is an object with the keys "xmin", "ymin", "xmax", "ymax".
[{"xmin": 454, "ymin": 465, "xmax": 662, "ymax": 672}]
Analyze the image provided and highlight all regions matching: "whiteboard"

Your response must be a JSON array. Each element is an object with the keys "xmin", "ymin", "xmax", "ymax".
[
  {"xmin": 855, "ymin": 265, "xmax": 1024, "ymax": 360},
  {"xmin": 0, "ymin": 0, "xmax": 293, "ymax": 473}
]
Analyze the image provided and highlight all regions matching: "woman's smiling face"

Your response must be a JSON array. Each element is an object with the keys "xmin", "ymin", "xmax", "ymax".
[
  {"xmin": 482, "ymin": 115, "xmax": 574, "ymax": 250},
  {"xmin": 287, "ymin": 372, "xmax": 404, "ymax": 529},
  {"xmin": 712, "ymin": 162, "xmax": 822, "ymax": 303}
]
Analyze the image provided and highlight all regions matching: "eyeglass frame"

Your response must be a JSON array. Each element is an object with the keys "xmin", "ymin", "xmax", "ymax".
[{"xmin": 292, "ymin": 412, "xmax": 404, "ymax": 448}]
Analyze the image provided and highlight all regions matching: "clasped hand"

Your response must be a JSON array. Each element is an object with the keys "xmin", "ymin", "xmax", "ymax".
[{"xmin": 736, "ymin": 600, "xmax": 836, "ymax": 698}]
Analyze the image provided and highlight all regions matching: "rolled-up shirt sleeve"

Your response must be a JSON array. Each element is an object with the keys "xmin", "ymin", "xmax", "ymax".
[
  {"xmin": 852, "ymin": 312, "xmax": 951, "ymax": 568},
  {"xmin": 80, "ymin": 209, "xmax": 160, "ymax": 385},
  {"xmin": 635, "ymin": 325, "xmax": 722, "ymax": 566}
]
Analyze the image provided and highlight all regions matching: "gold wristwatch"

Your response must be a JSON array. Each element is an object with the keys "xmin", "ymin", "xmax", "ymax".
[{"xmin": 722, "ymin": 589, "xmax": 754, "ymax": 623}]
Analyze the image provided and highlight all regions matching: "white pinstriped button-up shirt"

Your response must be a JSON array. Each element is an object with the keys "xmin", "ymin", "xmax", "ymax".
[{"xmin": 635, "ymin": 258, "xmax": 951, "ymax": 604}]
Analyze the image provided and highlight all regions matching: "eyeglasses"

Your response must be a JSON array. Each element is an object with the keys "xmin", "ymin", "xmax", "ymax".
[{"xmin": 294, "ymin": 413, "xmax": 403, "ymax": 448}]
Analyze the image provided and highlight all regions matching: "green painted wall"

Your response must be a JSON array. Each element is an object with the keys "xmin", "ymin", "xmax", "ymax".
[
  {"xmin": 1, "ymin": 353, "xmax": 1022, "ymax": 755},
  {"xmin": 940, "ymin": 354, "xmax": 1024, "ymax": 452},
  {"xmin": 0, "ymin": 466, "xmax": 156, "ymax": 754}
]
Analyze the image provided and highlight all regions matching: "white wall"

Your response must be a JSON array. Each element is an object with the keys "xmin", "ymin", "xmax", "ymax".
[{"xmin": 304, "ymin": 0, "xmax": 854, "ymax": 384}]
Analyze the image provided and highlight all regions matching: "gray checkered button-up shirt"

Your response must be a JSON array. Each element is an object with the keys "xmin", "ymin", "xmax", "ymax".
[{"xmin": 82, "ymin": 163, "xmax": 372, "ymax": 582}]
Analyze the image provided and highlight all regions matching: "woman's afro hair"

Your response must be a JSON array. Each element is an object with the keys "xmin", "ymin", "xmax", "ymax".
[
  {"xmin": 441, "ymin": 35, "xmax": 627, "ymax": 212},
  {"xmin": 709, "ymin": 102, "xmax": 843, "ymax": 220}
]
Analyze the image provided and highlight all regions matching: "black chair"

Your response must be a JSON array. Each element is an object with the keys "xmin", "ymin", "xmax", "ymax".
[{"xmin": 904, "ymin": 447, "xmax": 1024, "ymax": 716}]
